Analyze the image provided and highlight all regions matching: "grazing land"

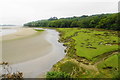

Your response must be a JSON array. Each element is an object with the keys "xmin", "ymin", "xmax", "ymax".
[{"xmin": 48, "ymin": 28, "xmax": 119, "ymax": 78}]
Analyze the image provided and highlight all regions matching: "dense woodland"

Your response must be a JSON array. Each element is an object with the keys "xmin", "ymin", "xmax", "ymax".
[{"xmin": 24, "ymin": 13, "xmax": 120, "ymax": 30}]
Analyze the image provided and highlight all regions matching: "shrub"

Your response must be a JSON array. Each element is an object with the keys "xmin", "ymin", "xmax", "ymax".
[{"xmin": 46, "ymin": 71, "xmax": 71, "ymax": 78}]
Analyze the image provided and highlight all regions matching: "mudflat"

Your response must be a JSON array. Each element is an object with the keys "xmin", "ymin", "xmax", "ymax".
[
  {"xmin": 1, "ymin": 28, "xmax": 65, "ymax": 78},
  {"xmin": 2, "ymin": 28, "xmax": 52, "ymax": 64}
]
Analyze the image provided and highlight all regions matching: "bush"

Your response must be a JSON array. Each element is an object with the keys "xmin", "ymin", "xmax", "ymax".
[{"xmin": 46, "ymin": 71, "xmax": 71, "ymax": 78}]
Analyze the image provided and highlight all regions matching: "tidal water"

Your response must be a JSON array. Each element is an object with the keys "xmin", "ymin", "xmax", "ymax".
[
  {"xmin": 0, "ymin": 26, "xmax": 22, "ymax": 36},
  {"xmin": 1, "ymin": 28, "xmax": 66, "ymax": 78}
]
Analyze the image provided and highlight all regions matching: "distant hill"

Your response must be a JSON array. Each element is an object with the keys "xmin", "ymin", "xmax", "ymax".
[{"xmin": 0, "ymin": 24, "xmax": 16, "ymax": 26}]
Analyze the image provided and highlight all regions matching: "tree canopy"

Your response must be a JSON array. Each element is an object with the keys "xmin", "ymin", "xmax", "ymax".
[{"xmin": 24, "ymin": 13, "xmax": 120, "ymax": 30}]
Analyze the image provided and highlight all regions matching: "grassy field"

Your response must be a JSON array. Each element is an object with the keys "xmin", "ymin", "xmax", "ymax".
[{"xmin": 47, "ymin": 28, "xmax": 119, "ymax": 78}]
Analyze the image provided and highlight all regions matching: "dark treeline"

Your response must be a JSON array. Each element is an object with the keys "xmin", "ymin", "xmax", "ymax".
[{"xmin": 24, "ymin": 13, "xmax": 120, "ymax": 30}]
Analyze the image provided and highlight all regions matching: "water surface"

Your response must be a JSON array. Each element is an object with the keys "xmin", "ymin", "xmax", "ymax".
[{"xmin": 2, "ymin": 28, "xmax": 66, "ymax": 78}]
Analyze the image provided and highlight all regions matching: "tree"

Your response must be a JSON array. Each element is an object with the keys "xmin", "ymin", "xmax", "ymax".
[
  {"xmin": 70, "ymin": 21, "xmax": 79, "ymax": 27},
  {"xmin": 48, "ymin": 17, "xmax": 58, "ymax": 21},
  {"xmin": 24, "ymin": 13, "xmax": 119, "ymax": 31}
]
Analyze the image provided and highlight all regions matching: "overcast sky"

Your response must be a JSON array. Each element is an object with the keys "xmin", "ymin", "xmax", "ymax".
[{"xmin": 0, "ymin": 0, "xmax": 119, "ymax": 25}]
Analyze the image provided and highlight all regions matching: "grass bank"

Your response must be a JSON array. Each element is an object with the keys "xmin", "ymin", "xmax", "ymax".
[{"xmin": 47, "ymin": 28, "xmax": 119, "ymax": 78}]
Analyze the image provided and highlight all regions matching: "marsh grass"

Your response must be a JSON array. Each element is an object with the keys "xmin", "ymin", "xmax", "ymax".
[
  {"xmin": 49, "ymin": 28, "xmax": 119, "ymax": 78},
  {"xmin": 57, "ymin": 28, "xmax": 119, "ymax": 60},
  {"xmin": 97, "ymin": 54, "xmax": 118, "ymax": 69}
]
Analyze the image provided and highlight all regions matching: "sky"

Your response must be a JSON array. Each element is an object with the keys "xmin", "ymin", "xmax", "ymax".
[{"xmin": 0, "ymin": 0, "xmax": 119, "ymax": 25}]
